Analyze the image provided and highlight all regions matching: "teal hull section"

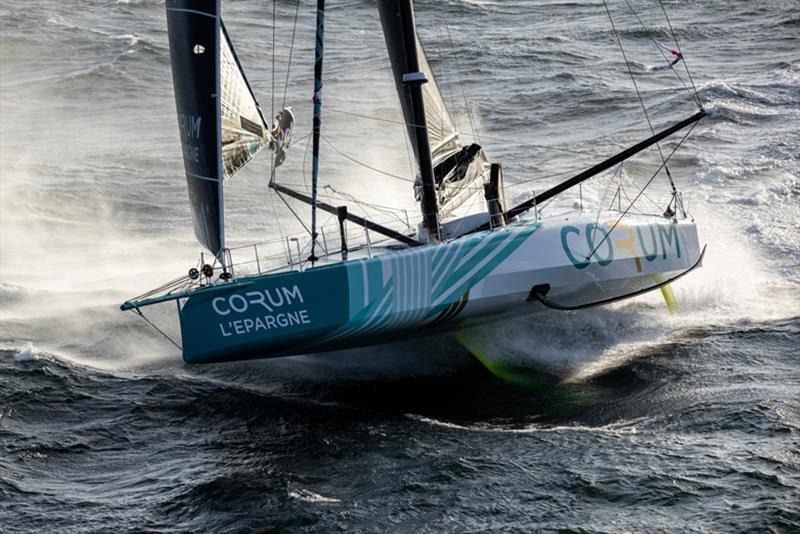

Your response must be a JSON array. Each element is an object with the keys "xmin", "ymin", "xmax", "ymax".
[{"xmin": 179, "ymin": 223, "xmax": 542, "ymax": 363}]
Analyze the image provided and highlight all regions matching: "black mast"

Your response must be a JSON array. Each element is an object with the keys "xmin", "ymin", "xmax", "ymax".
[
  {"xmin": 308, "ymin": 0, "xmax": 325, "ymax": 264},
  {"xmin": 379, "ymin": 0, "xmax": 440, "ymax": 242}
]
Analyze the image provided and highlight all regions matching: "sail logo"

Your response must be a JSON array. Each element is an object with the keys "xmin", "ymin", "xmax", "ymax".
[
  {"xmin": 179, "ymin": 114, "xmax": 202, "ymax": 139},
  {"xmin": 178, "ymin": 114, "xmax": 203, "ymax": 164},
  {"xmin": 561, "ymin": 223, "xmax": 681, "ymax": 271}
]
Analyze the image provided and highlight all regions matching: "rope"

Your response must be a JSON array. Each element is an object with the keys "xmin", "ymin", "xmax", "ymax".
[
  {"xmin": 444, "ymin": 24, "xmax": 480, "ymax": 144},
  {"xmin": 322, "ymin": 185, "xmax": 411, "ymax": 229},
  {"xmin": 324, "ymin": 107, "xmax": 609, "ymax": 157},
  {"xmin": 585, "ymin": 120, "xmax": 698, "ymax": 260},
  {"xmin": 601, "ymin": 0, "xmax": 677, "ymax": 197},
  {"xmin": 271, "ymin": 0, "xmax": 276, "ymax": 127},
  {"xmin": 321, "ymin": 135, "xmax": 414, "ymax": 183},
  {"xmin": 134, "ymin": 308, "xmax": 183, "ymax": 351},
  {"xmin": 268, "ymin": 183, "xmax": 289, "ymax": 264},
  {"xmin": 274, "ymin": 188, "xmax": 314, "ymax": 238},
  {"xmin": 127, "ymin": 274, "xmax": 191, "ymax": 302},
  {"xmin": 658, "ymin": 0, "xmax": 702, "ymax": 107},
  {"xmin": 268, "ymin": 0, "xmax": 276, "ymax": 178},
  {"xmin": 435, "ymin": 20, "xmax": 463, "ymax": 134},
  {"xmin": 322, "ymin": 185, "xmax": 409, "ymax": 216},
  {"xmin": 620, "ymin": 0, "xmax": 696, "ymax": 104},
  {"xmin": 282, "ymin": 0, "xmax": 302, "ymax": 109},
  {"xmin": 401, "ymin": 115, "xmax": 416, "ymax": 180}
]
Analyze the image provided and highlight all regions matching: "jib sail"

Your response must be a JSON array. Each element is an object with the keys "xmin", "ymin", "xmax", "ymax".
[{"xmin": 220, "ymin": 21, "xmax": 269, "ymax": 179}]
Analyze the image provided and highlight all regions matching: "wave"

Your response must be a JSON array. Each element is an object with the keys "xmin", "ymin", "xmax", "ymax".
[{"xmin": 405, "ymin": 413, "xmax": 645, "ymax": 436}]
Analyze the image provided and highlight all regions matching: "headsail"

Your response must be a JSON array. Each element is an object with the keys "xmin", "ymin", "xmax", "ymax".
[
  {"xmin": 166, "ymin": 0, "xmax": 271, "ymax": 258},
  {"xmin": 220, "ymin": 22, "xmax": 270, "ymax": 179},
  {"xmin": 416, "ymin": 40, "xmax": 461, "ymax": 164}
]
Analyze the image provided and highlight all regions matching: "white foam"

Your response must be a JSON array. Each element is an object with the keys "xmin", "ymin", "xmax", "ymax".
[
  {"xmin": 405, "ymin": 413, "xmax": 644, "ymax": 436},
  {"xmin": 288, "ymin": 489, "xmax": 341, "ymax": 504},
  {"xmin": 14, "ymin": 342, "xmax": 38, "ymax": 362}
]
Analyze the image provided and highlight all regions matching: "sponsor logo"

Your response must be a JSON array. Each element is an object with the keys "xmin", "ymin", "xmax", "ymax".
[
  {"xmin": 561, "ymin": 223, "xmax": 681, "ymax": 271},
  {"xmin": 211, "ymin": 285, "xmax": 312, "ymax": 338}
]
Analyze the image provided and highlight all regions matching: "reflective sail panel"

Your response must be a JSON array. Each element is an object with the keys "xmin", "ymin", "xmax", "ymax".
[
  {"xmin": 416, "ymin": 40, "xmax": 461, "ymax": 164},
  {"xmin": 220, "ymin": 23, "xmax": 269, "ymax": 180},
  {"xmin": 166, "ymin": 0, "xmax": 224, "ymax": 256},
  {"xmin": 378, "ymin": 1, "xmax": 486, "ymax": 221},
  {"xmin": 377, "ymin": 1, "xmax": 461, "ymax": 169}
]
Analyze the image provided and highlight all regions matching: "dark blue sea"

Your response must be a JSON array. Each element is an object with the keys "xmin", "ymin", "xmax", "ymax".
[{"xmin": 1, "ymin": 0, "xmax": 798, "ymax": 532}]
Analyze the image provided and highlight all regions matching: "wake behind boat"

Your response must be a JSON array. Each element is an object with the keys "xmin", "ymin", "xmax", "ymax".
[{"xmin": 122, "ymin": 0, "xmax": 707, "ymax": 371}]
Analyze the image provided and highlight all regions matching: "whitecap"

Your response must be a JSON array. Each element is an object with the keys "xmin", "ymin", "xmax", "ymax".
[
  {"xmin": 14, "ymin": 342, "xmax": 38, "ymax": 362},
  {"xmin": 288, "ymin": 489, "xmax": 341, "ymax": 504}
]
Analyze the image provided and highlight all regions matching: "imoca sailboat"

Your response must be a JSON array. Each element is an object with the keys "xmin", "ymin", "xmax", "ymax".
[{"xmin": 122, "ymin": 0, "xmax": 707, "ymax": 367}]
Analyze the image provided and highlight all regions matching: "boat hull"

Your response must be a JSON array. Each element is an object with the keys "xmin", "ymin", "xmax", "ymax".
[{"xmin": 179, "ymin": 214, "xmax": 702, "ymax": 363}]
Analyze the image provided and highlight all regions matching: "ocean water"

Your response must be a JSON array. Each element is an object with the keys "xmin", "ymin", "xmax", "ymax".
[{"xmin": 1, "ymin": 0, "xmax": 798, "ymax": 532}]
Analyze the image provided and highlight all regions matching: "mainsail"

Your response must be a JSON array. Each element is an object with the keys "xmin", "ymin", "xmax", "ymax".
[
  {"xmin": 166, "ymin": 0, "xmax": 269, "ymax": 258},
  {"xmin": 377, "ymin": 1, "xmax": 489, "ymax": 220}
]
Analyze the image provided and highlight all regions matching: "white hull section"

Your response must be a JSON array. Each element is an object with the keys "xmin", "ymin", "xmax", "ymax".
[{"xmin": 453, "ymin": 212, "xmax": 701, "ymax": 326}]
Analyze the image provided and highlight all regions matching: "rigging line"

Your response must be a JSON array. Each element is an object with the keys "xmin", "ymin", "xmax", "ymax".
[
  {"xmin": 274, "ymin": 188, "xmax": 314, "ymax": 238},
  {"xmin": 282, "ymin": 0, "xmax": 302, "ymax": 109},
  {"xmin": 620, "ymin": 164, "xmax": 665, "ymax": 212},
  {"xmin": 323, "ymin": 186, "xmax": 410, "ymax": 228},
  {"xmin": 444, "ymin": 24, "xmax": 480, "ymax": 145},
  {"xmin": 268, "ymin": 135, "xmax": 315, "ymax": 237},
  {"xmin": 326, "ymin": 107, "xmax": 614, "ymax": 157},
  {"xmin": 320, "ymin": 135, "xmax": 414, "ymax": 183},
  {"xmin": 435, "ymin": 20, "xmax": 462, "ymax": 134},
  {"xmin": 620, "ymin": 0, "xmax": 695, "ymax": 101},
  {"xmin": 585, "ymin": 120, "xmax": 698, "ymax": 260},
  {"xmin": 511, "ymin": 168, "xmax": 586, "ymax": 187},
  {"xmin": 322, "ymin": 185, "xmax": 409, "ymax": 215},
  {"xmin": 601, "ymin": 0, "xmax": 676, "ymax": 194},
  {"xmin": 324, "ymin": 106, "xmax": 620, "ymax": 158},
  {"xmin": 594, "ymin": 164, "xmax": 621, "ymax": 228},
  {"xmin": 658, "ymin": 0, "xmax": 702, "ymax": 107},
  {"xmin": 620, "ymin": 181, "xmax": 653, "ymax": 215},
  {"xmin": 326, "ymin": 107, "xmax": 408, "ymax": 126},
  {"xmin": 602, "ymin": 162, "xmax": 660, "ymax": 214},
  {"xmin": 134, "ymin": 308, "xmax": 182, "ymax": 351},
  {"xmin": 268, "ymin": 1, "xmax": 278, "ymax": 177},
  {"xmin": 302, "ymin": 130, "xmax": 313, "ymax": 191},
  {"xmin": 267, "ymin": 180, "xmax": 289, "ymax": 262},
  {"xmin": 271, "ymin": 0, "xmax": 276, "ymax": 126},
  {"xmin": 444, "ymin": 186, "xmax": 487, "ymax": 239},
  {"xmin": 401, "ymin": 115, "xmax": 416, "ymax": 180}
]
